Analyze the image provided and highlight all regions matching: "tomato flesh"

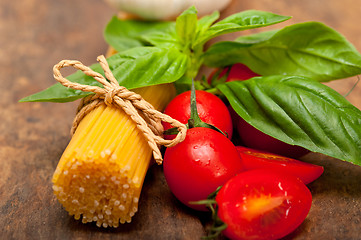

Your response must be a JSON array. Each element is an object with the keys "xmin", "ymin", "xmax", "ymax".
[
  {"xmin": 162, "ymin": 90, "xmax": 233, "ymax": 139},
  {"xmin": 236, "ymin": 146, "xmax": 323, "ymax": 184},
  {"xmin": 216, "ymin": 169, "xmax": 312, "ymax": 240},
  {"xmin": 163, "ymin": 127, "xmax": 244, "ymax": 211},
  {"xmin": 242, "ymin": 194, "xmax": 285, "ymax": 221}
]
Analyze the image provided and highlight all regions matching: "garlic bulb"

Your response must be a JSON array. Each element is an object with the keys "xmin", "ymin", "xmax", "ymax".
[{"xmin": 104, "ymin": 0, "xmax": 232, "ymax": 20}]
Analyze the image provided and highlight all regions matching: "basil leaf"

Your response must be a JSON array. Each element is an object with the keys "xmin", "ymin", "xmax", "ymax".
[
  {"xmin": 204, "ymin": 22, "xmax": 361, "ymax": 81},
  {"xmin": 104, "ymin": 16, "xmax": 174, "ymax": 52},
  {"xmin": 19, "ymin": 47, "xmax": 188, "ymax": 103},
  {"xmin": 194, "ymin": 10, "xmax": 291, "ymax": 47},
  {"xmin": 218, "ymin": 76, "xmax": 361, "ymax": 165},
  {"xmin": 176, "ymin": 6, "xmax": 198, "ymax": 49},
  {"xmin": 196, "ymin": 11, "xmax": 220, "ymax": 39},
  {"xmin": 140, "ymin": 28, "xmax": 179, "ymax": 49},
  {"xmin": 235, "ymin": 29, "xmax": 279, "ymax": 44}
]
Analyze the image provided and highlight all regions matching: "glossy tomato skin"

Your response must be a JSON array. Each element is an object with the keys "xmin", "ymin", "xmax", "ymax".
[
  {"xmin": 230, "ymin": 109, "xmax": 310, "ymax": 158},
  {"xmin": 162, "ymin": 90, "xmax": 233, "ymax": 139},
  {"xmin": 235, "ymin": 146, "xmax": 323, "ymax": 184},
  {"xmin": 208, "ymin": 63, "xmax": 260, "ymax": 84},
  {"xmin": 163, "ymin": 127, "xmax": 244, "ymax": 211},
  {"xmin": 226, "ymin": 63, "xmax": 260, "ymax": 81},
  {"xmin": 216, "ymin": 169, "xmax": 312, "ymax": 240}
]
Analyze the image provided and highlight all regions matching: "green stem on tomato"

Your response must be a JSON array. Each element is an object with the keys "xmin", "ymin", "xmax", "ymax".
[
  {"xmin": 187, "ymin": 80, "xmax": 227, "ymax": 137},
  {"xmin": 189, "ymin": 79, "xmax": 203, "ymax": 126},
  {"xmin": 164, "ymin": 80, "xmax": 228, "ymax": 137},
  {"xmin": 191, "ymin": 186, "xmax": 227, "ymax": 240}
]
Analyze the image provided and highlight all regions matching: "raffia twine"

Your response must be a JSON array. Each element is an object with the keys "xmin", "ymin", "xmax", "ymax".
[{"xmin": 53, "ymin": 55, "xmax": 187, "ymax": 165}]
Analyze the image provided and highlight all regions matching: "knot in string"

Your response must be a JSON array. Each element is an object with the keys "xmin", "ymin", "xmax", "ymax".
[
  {"xmin": 104, "ymin": 88, "xmax": 120, "ymax": 106},
  {"xmin": 53, "ymin": 55, "xmax": 187, "ymax": 164}
]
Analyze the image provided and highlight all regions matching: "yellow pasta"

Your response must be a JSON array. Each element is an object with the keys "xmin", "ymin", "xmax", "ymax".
[{"xmin": 52, "ymin": 83, "xmax": 176, "ymax": 227}]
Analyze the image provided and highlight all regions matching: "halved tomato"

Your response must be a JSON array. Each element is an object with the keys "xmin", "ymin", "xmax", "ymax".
[
  {"xmin": 236, "ymin": 146, "xmax": 323, "ymax": 184},
  {"xmin": 216, "ymin": 169, "xmax": 312, "ymax": 240}
]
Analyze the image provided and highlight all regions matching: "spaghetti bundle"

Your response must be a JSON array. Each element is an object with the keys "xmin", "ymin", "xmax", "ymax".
[{"xmin": 51, "ymin": 56, "xmax": 186, "ymax": 227}]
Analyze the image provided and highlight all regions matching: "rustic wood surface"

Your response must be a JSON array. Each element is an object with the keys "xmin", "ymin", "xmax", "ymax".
[{"xmin": 1, "ymin": 0, "xmax": 360, "ymax": 239}]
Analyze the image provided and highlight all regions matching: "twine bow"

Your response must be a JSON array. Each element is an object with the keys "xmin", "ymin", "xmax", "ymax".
[{"xmin": 53, "ymin": 55, "xmax": 187, "ymax": 164}]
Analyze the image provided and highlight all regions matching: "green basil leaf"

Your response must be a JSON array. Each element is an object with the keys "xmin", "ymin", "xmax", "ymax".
[
  {"xmin": 176, "ymin": 6, "xmax": 198, "ymax": 48},
  {"xmin": 19, "ymin": 62, "xmax": 106, "ymax": 103},
  {"xmin": 235, "ymin": 29, "xmax": 279, "ymax": 44},
  {"xmin": 204, "ymin": 22, "xmax": 361, "ymax": 81},
  {"xmin": 218, "ymin": 76, "xmax": 361, "ymax": 165},
  {"xmin": 140, "ymin": 28, "xmax": 179, "ymax": 49},
  {"xmin": 194, "ymin": 10, "xmax": 291, "ymax": 47},
  {"xmin": 19, "ymin": 47, "xmax": 188, "ymax": 103},
  {"xmin": 203, "ymin": 40, "xmax": 256, "ymax": 66},
  {"xmin": 104, "ymin": 16, "xmax": 174, "ymax": 51},
  {"xmin": 196, "ymin": 11, "xmax": 220, "ymax": 38}
]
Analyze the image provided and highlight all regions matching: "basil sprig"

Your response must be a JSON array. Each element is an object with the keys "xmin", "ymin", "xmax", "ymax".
[{"xmin": 20, "ymin": 7, "xmax": 361, "ymax": 166}]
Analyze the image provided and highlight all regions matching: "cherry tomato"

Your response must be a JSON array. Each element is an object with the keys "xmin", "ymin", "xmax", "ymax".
[
  {"xmin": 162, "ymin": 90, "xmax": 233, "ymax": 139},
  {"xmin": 163, "ymin": 127, "xmax": 244, "ymax": 211},
  {"xmin": 235, "ymin": 146, "xmax": 323, "ymax": 184},
  {"xmin": 229, "ymin": 108, "xmax": 309, "ymax": 158},
  {"xmin": 208, "ymin": 63, "xmax": 260, "ymax": 85},
  {"xmin": 216, "ymin": 169, "xmax": 312, "ymax": 240}
]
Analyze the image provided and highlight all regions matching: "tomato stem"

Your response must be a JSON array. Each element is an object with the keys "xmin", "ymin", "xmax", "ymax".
[
  {"xmin": 189, "ymin": 79, "xmax": 203, "ymax": 126},
  {"xmin": 192, "ymin": 186, "xmax": 227, "ymax": 240},
  {"xmin": 163, "ymin": 80, "xmax": 228, "ymax": 137},
  {"xmin": 188, "ymin": 79, "xmax": 227, "ymax": 137}
]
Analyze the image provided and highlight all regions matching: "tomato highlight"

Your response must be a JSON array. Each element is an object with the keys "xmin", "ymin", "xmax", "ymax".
[{"xmin": 163, "ymin": 127, "xmax": 244, "ymax": 211}]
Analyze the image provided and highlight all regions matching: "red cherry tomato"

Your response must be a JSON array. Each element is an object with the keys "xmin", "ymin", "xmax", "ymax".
[
  {"xmin": 230, "ymin": 108, "xmax": 309, "ymax": 158},
  {"xmin": 208, "ymin": 63, "xmax": 260, "ymax": 85},
  {"xmin": 163, "ymin": 127, "xmax": 244, "ymax": 211},
  {"xmin": 235, "ymin": 146, "xmax": 323, "ymax": 184},
  {"xmin": 216, "ymin": 169, "xmax": 312, "ymax": 240},
  {"xmin": 162, "ymin": 90, "xmax": 233, "ymax": 139}
]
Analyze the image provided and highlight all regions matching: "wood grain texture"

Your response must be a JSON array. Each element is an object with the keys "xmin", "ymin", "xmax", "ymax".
[{"xmin": 1, "ymin": 0, "xmax": 360, "ymax": 239}]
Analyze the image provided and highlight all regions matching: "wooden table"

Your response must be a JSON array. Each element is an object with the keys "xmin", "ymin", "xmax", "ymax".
[{"xmin": 1, "ymin": 0, "xmax": 360, "ymax": 239}]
